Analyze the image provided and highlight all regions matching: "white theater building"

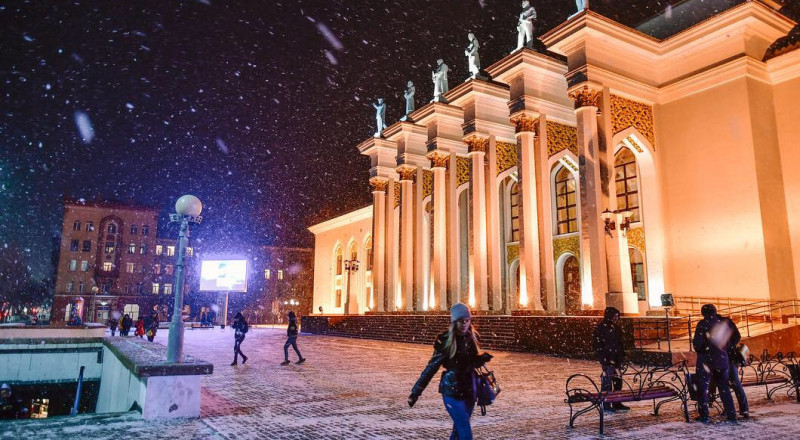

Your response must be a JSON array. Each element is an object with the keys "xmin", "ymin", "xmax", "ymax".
[{"xmin": 309, "ymin": 1, "xmax": 800, "ymax": 317}]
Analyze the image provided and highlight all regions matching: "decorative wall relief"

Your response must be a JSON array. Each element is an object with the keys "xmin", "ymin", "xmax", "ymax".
[
  {"xmin": 627, "ymin": 226, "xmax": 645, "ymax": 253},
  {"xmin": 611, "ymin": 94, "xmax": 655, "ymax": 147},
  {"xmin": 553, "ymin": 235, "xmax": 580, "ymax": 259},
  {"xmin": 496, "ymin": 141, "xmax": 518, "ymax": 175},
  {"xmin": 546, "ymin": 121, "xmax": 578, "ymax": 157},
  {"xmin": 457, "ymin": 156, "xmax": 471, "ymax": 187}
]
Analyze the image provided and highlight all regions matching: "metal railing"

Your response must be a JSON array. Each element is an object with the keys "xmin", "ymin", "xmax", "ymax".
[{"xmin": 633, "ymin": 298, "xmax": 800, "ymax": 352}]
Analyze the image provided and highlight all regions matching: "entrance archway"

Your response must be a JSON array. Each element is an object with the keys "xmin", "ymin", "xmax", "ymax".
[{"xmin": 563, "ymin": 256, "xmax": 581, "ymax": 314}]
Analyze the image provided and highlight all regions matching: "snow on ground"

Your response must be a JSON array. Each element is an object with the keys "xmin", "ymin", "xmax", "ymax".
[{"xmin": 3, "ymin": 327, "xmax": 800, "ymax": 439}]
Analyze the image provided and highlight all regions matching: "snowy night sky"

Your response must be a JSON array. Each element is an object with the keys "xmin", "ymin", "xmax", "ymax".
[{"xmin": 2, "ymin": 0, "xmax": 799, "ymax": 280}]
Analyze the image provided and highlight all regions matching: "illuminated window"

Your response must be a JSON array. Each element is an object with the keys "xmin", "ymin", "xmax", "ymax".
[
  {"xmin": 78, "ymin": 281, "xmax": 85, "ymax": 293},
  {"xmin": 152, "ymin": 283, "xmax": 160, "ymax": 295},
  {"xmin": 165, "ymin": 264, "xmax": 173, "ymax": 275},
  {"xmin": 335, "ymin": 287, "xmax": 342, "ymax": 308},
  {"xmin": 365, "ymin": 236, "xmax": 373, "ymax": 271},
  {"xmin": 141, "ymin": 225, "xmax": 149, "ymax": 236},
  {"xmin": 155, "ymin": 245, "xmax": 163, "ymax": 256},
  {"xmin": 70, "ymin": 240, "xmax": 79, "ymax": 251},
  {"xmin": 278, "ymin": 269, "xmax": 284, "ymax": 280},
  {"xmin": 66, "ymin": 281, "xmax": 74, "ymax": 293},
  {"xmin": 128, "ymin": 243, "xmax": 136, "ymax": 254},
  {"xmin": 69, "ymin": 260, "xmax": 77, "ymax": 271},
  {"xmin": 153, "ymin": 264, "xmax": 161, "ymax": 275},
  {"xmin": 163, "ymin": 284, "xmax": 172, "ymax": 295},
  {"xmin": 124, "ymin": 304, "xmax": 140, "ymax": 320},
  {"xmin": 130, "ymin": 225, "xmax": 138, "ymax": 235},
  {"xmin": 105, "ymin": 242, "xmax": 115, "ymax": 254},
  {"xmin": 126, "ymin": 263, "xmax": 135, "ymax": 273},
  {"xmin": 629, "ymin": 247, "xmax": 646, "ymax": 301},
  {"xmin": 335, "ymin": 246, "xmax": 343, "ymax": 275},
  {"xmin": 614, "ymin": 148, "xmax": 641, "ymax": 222},
  {"xmin": 73, "ymin": 220, "xmax": 81, "ymax": 231},
  {"xmin": 186, "ymin": 247, "xmax": 193, "ymax": 257},
  {"xmin": 102, "ymin": 262, "xmax": 113, "ymax": 271},
  {"xmin": 140, "ymin": 244, "xmax": 147, "ymax": 255},
  {"xmin": 555, "ymin": 167, "xmax": 578, "ymax": 235},
  {"xmin": 166, "ymin": 246, "xmax": 175, "ymax": 256},
  {"xmin": 86, "ymin": 221, "xmax": 94, "ymax": 231},
  {"xmin": 510, "ymin": 182, "xmax": 520, "ymax": 242},
  {"xmin": 82, "ymin": 240, "xmax": 91, "ymax": 252},
  {"xmin": 107, "ymin": 223, "xmax": 117, "ymax": 234},
  {"xmin": 80, "ymin": 261, "xmax": 89, "ymax": 272},
  {"xmin": 265, "ymin": 269, "xmax": 271, "ymax": 280}
]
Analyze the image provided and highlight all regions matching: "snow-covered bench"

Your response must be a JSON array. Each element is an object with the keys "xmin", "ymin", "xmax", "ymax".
[{"xmin": 565, "ymin": 361, "xmax": 690, "ymax": 435}]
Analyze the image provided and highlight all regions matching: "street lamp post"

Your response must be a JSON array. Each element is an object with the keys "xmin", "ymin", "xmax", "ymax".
[
  {"xmin": 343, "ymin": 259, "xmax": 359, "ymax": 315},
  {"xmin": 166, "ymin": 195, "xmax": 203, "ymax": 363},
  {"xmin": 90, "ymin": 286, "xmax": 99, "ymax": 323}
]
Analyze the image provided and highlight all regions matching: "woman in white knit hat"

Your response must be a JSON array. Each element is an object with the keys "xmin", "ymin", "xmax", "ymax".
[{"xmin": 408, "ymin": 303, "xmax": 493, "ymax": 440}]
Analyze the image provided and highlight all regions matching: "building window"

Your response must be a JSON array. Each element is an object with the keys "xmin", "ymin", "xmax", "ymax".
[
  {"xmin": 81, "ymin": 260, "xmax": 89, "ymax": 272},
  {"xmin": 165, "ymin": 264, "xmax": 173, "ymax": 275},
  {"xmin": 510, "ymin": 182, "xmax": 520, "ymax": 242},
  {"xmin": 155, "ymin": 245, "xmax": 163, "ymax": 256},
  {"xmin": 186, "ymin": 247, "xmax": 193, "ymax": 257},
  {"xmin": 86, "ymin": 221, "xmax": 94, "ymax": 231},
  {"xmin": 163, "ymin": 284, "xmax": 172, "ymax": 295},
  {"xmin": 123, "ymin": 304, "xmax": 140, "ymax": 320},
  {"xmin": 105, "ymin": 242, "xmax": 115, "ymax": 254},
  {"xmin": 335, "ymin": 246, "xmax": 343, "ymax": 276},
  {"xmin": 152, "ymin": 283, "xmax": 160, "ymax": 295},
  {"xmin": 141, "ymin": 225, "xmax": 149, "ymax": 236},
  {"xmin": 78, "ymin": 281, "xmax": 85, "ymax": 293},
  {"xmin": 73, "ymin": 220, "xmax": 81, "ymax": 231},
  {"xmin": 102, "ymin": 262, "xmax": 113, "ymax": 271},
  {"xmin": 140, "ymin": 244, "xmax": 147, "ymax": 255},
  {"xmin": 365, "ymin": 236, "xmax": 373, "ymax": 271},
  {"xmin": 555, "ymin": 167, "xmax": 578, "ymax": 235},
  {"xmin": 335, "ymin": 287, "xmax": 342, "ymax": 308},
  {"xmin": 128, "ymin": 243, "xmax": 136, "ymax": 254},
  {"xmin": 82, "ymin": 240, "xmax": 91, "ymax": 252},
  {"xmin": 107, "ymin": 223, "xmax": 117, "ymax": 234},
  {"xmin": 153, "ymin": 264, "xmax": 161, "ymax": 275},
  {"xmin": 629, "ymin": 247, "xmax": 646, "ymax": 301},
  {"xmin": 166, "ymin": 246, "xmax": 175, "ymax": 257},
  {"xmin": 70, "ymin": 240, "xmax": 79, "ymax": 251},
  {"xmin": 69, "ymin": 260, "xmax": 77, "ymax": 271},
  {"xmin": 265, "ymin": 269, "xmax": 271, "ymax": 280},
  {"xmin": 130, "ymin": 225, "xmax": 138, "ymax": 235},
  {"xmin": 66, "ymin": 281, "xmax": 74, "ymax": 293},
  {"xmin": 615, "ymin": 148, "xmax": 641, "ymax": 222},
  {"xmin": 278, "ymin": 269, "xmax": 284, "ymax": 280},
  {"xmin": 126, "ymin": 263, "xmax": 135, "ymax": 273},
  {"xmin": 124, "ymin": 285, "xmax": 131, "ymax": 294}
]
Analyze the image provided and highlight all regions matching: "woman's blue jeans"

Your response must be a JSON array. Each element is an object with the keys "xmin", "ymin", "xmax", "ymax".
[
  {"xmin": 443, "ymin": 396, "xmax": 474, "ymax": 440},
  {"xmin": 284, "ymin": 336, "xmax": 302, "ymax": 361}
]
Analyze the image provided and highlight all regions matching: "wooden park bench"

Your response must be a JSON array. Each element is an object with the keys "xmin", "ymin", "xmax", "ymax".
[{"xmin": 565, "ymin": 361, "xmax": 690, "ymax": 434}]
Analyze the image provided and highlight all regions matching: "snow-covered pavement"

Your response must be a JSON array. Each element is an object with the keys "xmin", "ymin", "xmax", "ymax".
[{"xmin": 3, "ymin": 327, "xmax": 799, "ymax": 439}]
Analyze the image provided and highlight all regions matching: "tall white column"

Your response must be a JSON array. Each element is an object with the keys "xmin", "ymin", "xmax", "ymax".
[
  {"xmin": 467, "ymin": 137, "xmax": 489, "ymax": 310},
  {"xmin": 370, "ymin": 178, "xmax": 387, "ymax": 312},
  {"xmin": 447, "ymin": 153, "xmax": 461, "ymax": 308},
  {"xmin": 513, "ymin": 115, "xmax": 543, "ymax": 310},
  {"xmin": 398, "ymin": 167, "xmax": 415, "ymax": 311},
  {"xmin": 485, "ymin": 136, "xmax": 503, "ymax": 311},
  {"xmin": 570, "ymin": 86, "xmax": 608, "ymax": 310},
  {"xmin": 385, "ymin": 177, "xmax": 398, "ymax": 311},
  {"xmin": 429, "ymin": 153, "xmax": 449, "ymax": 311},
  {"xmin": 413, "ymin": 167, "xmax": 426, "ymax": 311}
]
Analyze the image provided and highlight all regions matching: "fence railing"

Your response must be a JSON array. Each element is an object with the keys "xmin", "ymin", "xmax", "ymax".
[{"xmin": 633, "ymin": 298, "xmax": 800, "ymax": 352}]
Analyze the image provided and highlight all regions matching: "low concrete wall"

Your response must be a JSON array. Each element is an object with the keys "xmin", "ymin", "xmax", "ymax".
[
  {"xmin": 0, "ymin": 323, "xmax": 107, "ymax": 339},
  {"xmin": 301, "ymin": 314, "xmax": 635, "ymax": 360},
  {"xmin": 0, "ymin": 340, "xmax": 103, "ymax": 384}
]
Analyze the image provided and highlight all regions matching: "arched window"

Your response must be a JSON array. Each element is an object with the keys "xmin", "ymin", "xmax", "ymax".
[
  {"xmin": 365, "ymin": 236, "xmax": 373, "ymax": 271},
  {"xmin": 334, "ymin": 245, "xmax": 343, "ymax": 308},
  {"xmin": 554, "ymin": 167, "xmax": 577, "ymax": 235},
  {"xmin": 510, "ymin": 182, "xmax": 520, "ymax": 242},
  {"xmin": 335, "ymin": 246, "xmax": 343, "ymax": 276},
  {"xmin": 615, "ymin": 148, "xmax": 641, "ymax": 222},
  {"xmin": 629, "ymin": 247, "xmax": 646, "ymax": 301},
  {"xmin": 349, "ymin": 242, "xmax": 358, "ymax": 262},
  {"xmin": 107, "ymin": 223, "xmax": 117, "ymax": 234}
]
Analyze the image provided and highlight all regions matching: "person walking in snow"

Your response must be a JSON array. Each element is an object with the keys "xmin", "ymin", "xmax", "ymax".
[
  {"xmin": 106, "ymin": 315, "xmax": 118, "ymax": 336},
  {"xmin": 135, "ymin": 316, "xmax": 145, "ymax": 338},
  {"xmin": 281, "ymin": 311, "xmax": 305, "ymax": 365},
  {"xmin": 592, "ymin": 306, "xmax": 629, "ymax": 412},
  {"xmin": 145, "ymin": 312, "xmax": 159, "ymax": 342},
  {"xmin": 120, "ymin": 313, "xmax": 133, "ymax": 336},
  {"xmin": 231, "ymin": 312, "xmax": 249, "ymax": 365},
  {"xmin": 408, "ymin": 303, "xmax": 493, "ymax": 440}
]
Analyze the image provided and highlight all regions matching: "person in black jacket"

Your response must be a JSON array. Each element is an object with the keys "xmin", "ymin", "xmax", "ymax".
[
  {"xmin": 722, "ymin": 315, "xmax": 749, "ymax": 418},
  {"xmin": 145, "ymin": 312, "xmax": 159, "ymax": 342},
  {"xmin": 231, "ymin": 312, "xmax": 249, "ymax": 366},
  {"xmin": 120, "ymin": 314, "xmax": 132, "ymax": 337},
  {"xmin": 692, "ymin": 304, "xmax": 737, "ymax": 423},
  {"xmin": 408, "ymin": 303, "xmax": 492, "ymax": 440},
  {"xmin": 281, "ymin": 311, "xmax": 305, "ymax": 365},
  {"xmin": 106, "ymin": 315, "xmax": 118, "ymax": 336},
  {"xmin": 592, "ymin": 306, "xmax": 628, "ymax": 411},
  {"xmin": 0, "ymin": 383, "xmax": 28, "ymax": 420}
]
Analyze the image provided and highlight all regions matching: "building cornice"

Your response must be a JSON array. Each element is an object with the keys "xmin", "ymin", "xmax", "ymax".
[
  {"xmin": 308, "ymin": 206, "xmax": 373, "ymax": 235},
  {"xmin": 659, "ymin": 55, "xmax": 771, "ymax": 103},
  {"xmin": 767, "ymin": 48, "xmax": 800, "ymax": 84}
]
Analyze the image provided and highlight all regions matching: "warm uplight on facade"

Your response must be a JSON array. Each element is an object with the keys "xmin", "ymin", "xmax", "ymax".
[
  {"xmin": 519, "ymin": 275, "xmax": 529, "ymax": 307},
  {"xmin": 396, "ymin": 285, "xmax": 403, "ymax": 309}
]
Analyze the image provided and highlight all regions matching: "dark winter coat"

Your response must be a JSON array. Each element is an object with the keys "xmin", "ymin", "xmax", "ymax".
[
  {"xmin": 593, "ymin": 308, "xmax": 625, "ymax": 366},
  {"xmin": 411, "ymin": 331, "xmax": 489, "ymax": 402},
  {"xmin": 233, "ymin": 317, "xmax": 248, "ymax": 341},
  {"xmin": 724, "ymin": 317, "xmax": 742, "ymax": 364},
  {"xmin": 692, "ymin": 314, "xmax": 731, "ymax": 370},
  {"xmin": 121, "ymin": 316, "xmax": 133, "ymax": 332},
  {"xmin": 287, "ymin": 320, "xmax": 298, "ymax": 337},
  {"xmin": 0, "ymin": 393, "xmax": 26, "ymax": 420},
  {"xmin": 107, "ymin": 317, "xmax": 118, "ymax": 330}
]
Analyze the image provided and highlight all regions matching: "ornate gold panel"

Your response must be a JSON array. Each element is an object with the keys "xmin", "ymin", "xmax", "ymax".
[
  {"xmin": 627, "ymin": 226, "xmax": 645, "ymax": 253},
  {"xmin": 456, "ymin": 156, "xmax": 471, "ymax": 187},
  {"xmin": 506, "ymin": 243, "xmax": 519, "ymax": 264},
  {"xmin": 547, "ymin": 121, "xmax": 578, "ymax": 157},
  {"xmin": 611, "ymin": 94, "xmax": 655, "ymax": 147},
  {"xmin": 394, "ymin": 182, "xmax": 401, "ymax": 208},
  {"xmin": 553, "ymin": 235, "xmax": 580, "ymax": 259},
  {"xmin": 496, "ymin": 141, "xmax": 518, "ymax": 175},
  {"xmin": 422, "ymin": 170, "xmax": 433, "ymax": 198}
]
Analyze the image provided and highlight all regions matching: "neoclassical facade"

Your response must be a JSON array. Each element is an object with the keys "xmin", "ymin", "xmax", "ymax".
[{"xmin": 310, "ymin": 2, "xmax": 800, "ymax": 316}]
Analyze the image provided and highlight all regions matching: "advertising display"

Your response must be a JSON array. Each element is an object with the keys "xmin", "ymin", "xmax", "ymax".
[{"xmin": 199, "ymin": 260, "xmax": 248, "ymax": 292}]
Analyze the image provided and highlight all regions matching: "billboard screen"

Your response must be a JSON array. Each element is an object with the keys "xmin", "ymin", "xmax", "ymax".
[{"xmin": 199, "ymin": 260, "xmax": 248, "ymax": 292}]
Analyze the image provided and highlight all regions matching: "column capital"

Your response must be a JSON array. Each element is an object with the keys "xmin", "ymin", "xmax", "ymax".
[
  {"xmin": 396, "ymin": 165, "xmax": 417, "ymax": 182},
  {"xmin": 369, "ymin": 177, "xmax": 389, "ymax": 193},
  {"xmin": 426, "ymin": 151, "xmax": 450, "ymax": 169},
  {"xmin": 568, "ymin": 85, "xmax": 602, "ymax": 109},
  {"xmin": 510, "ymin": 114, "xmax": 539, "ymax": 135},
  {"xmin": 464, "ymin": 135, "xmax": 489, "ymax": 154}
]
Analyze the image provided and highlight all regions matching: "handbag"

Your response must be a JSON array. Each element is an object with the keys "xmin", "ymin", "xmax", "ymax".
[
  {"xmin": 736, "ymin": 344, "xmax": 750, "ymax": 366},
  {"xmin": 475, "ymin": 365, "xmax": 500, "ymax": 416}
]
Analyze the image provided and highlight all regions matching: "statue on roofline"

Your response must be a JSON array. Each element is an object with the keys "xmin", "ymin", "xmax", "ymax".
[
  {"xmin": 431, "ymin": 59, "xmax": 449, "ymax": 103},
  {"xmin": 373, "ymin": 98, "xmax": 386, "ymax": 138},
  {"xmin": 465, "ymin": 33, "xmax": 483, "ymax": 80},
  {"xmin": 516, "ymin": 0, "xmax": 537, "ymax": 50},
  {"xmin": 401, "ymin": 81, "xmax": 415, "ymax": 121}
]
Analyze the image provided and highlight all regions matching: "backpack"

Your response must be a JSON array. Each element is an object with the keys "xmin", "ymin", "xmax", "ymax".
[{"xmin": 241, "ymin": 322, "xmax": 249, "ymax": 334}]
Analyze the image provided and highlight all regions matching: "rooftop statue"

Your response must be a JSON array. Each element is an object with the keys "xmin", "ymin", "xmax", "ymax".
[
  {"xmin": 465, "ymin": 33, "xmax": 483, "ymax": 80},
  {"xmin": 431, "ymin": 59, "xmax": 449, "ymax": 103},
  {"xmin": 373, "ymin": 98, "xmax": 386, "ymax": 138},
  {"xmin": 401, "ymin": 81, "xmax": 415, "ymax": 121},
  {"xmin": 516, "ymin": 0, "xmax": 537, "ymax": 50}
]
